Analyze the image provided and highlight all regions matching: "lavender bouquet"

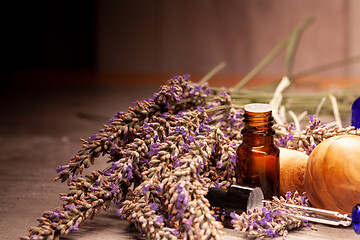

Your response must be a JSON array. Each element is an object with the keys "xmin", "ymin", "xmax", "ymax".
[
  {"xmin": 21, "ymin": 17, "xmax": 360, "ymax": 240},
  {"xmin": 21, "ymin": 74, "xmax": 359, "ymax": 240}
]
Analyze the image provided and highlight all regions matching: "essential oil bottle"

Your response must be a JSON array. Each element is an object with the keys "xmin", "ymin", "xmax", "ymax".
[{"xmin": 236, "ymin": 103, "xmax": 279, "ymax": 199}]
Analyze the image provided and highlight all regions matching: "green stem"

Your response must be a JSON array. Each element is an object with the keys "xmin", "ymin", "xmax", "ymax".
[
  {"xmin": 249, "ymin": 55, "xmax": 360, "ymax": 92},
  {"xmin": 206, "ymin": 104, "xmax": 233, "ymax": 113},
  {"xmin": 233, "ymin": 17, "xmax": 315, "ymax": 91},
  {"xmin": 198, "ymin": 61, "xmax": 227, "ymax": 85},
  {"xmin": 294, "ymin": 55, "xmax": 360, "ymax": 78}
]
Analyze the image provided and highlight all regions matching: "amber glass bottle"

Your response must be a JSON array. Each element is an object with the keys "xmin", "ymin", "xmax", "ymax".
[{"xmin": 236, "ymin": 104, "xmax": 279, "ymax": 199}]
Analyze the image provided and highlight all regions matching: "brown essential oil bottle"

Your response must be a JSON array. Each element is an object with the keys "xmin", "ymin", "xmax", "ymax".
[{"xmin": 236, "ymin": 103, "xmax": 279, "ymax": 199}]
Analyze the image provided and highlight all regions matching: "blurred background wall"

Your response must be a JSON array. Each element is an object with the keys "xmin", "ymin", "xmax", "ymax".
[{"xmin": 2, "ymin": 0, "xmax": 360, "ymax": 88}]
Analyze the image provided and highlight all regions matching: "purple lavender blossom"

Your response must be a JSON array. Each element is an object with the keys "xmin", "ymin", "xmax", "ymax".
[
  {"xmin": 199, "ymin": 123, "xmax": 211, "ymax": 132},
  {"xmin": 95, "ymin": 177, "xmax": 102, "ymax": 186},
  {"xmin": 142, "ymin": 184, "xmax": 150, "ymax": 194},
  {"xmin": 181, "ymin": 143, "xmax": 190, "ymax": 151},
  {"xmin": 169, "ymin": 228, "xmax": 179, "ymax": 236},
  {"xmin": 149, "ymin": 203, "xmax": 159, "ymax": 211},
  {"xmin": 213, "ymin": 181, "xmax": 221, "ymax": 188},
  {"xmin": 156, "ymin": 184, "xmax": 163, "ymax": 194},
  {"xmin": 127, "ymin": 170, "xmax": 133, "ymax": 180},
  {"xmin": 236, "ymin": 111, "xmax": 242, "ymax": 118},
  {"xmin": 104, "ymin": 168, "xmax": 115, "ymax": 176},
  {"xmin": 249, "ymin": 220, "xmax": 259, "ymax": 228},
  {"xmin": 309, "ymin": 115, "xmax": 321, "ymax": 129},
  {"xmin": 156, "ymin": 215, "xmax": 164, "ymax": 223},
  {"xmin": 205, "ymin": 88, "xmax": 212, "ymax": 96},
  {"xmin": 206, "ymin": 116, "xmax": 213, "ymax": 122},
  {"xmin": 154, "ymin": 134, "xmax": 159, "ymax": 142},
  {"xmin": 90, "ymin": 132, "xmax": 102, "ymax": 141},
  {"xmin": 184, "ymin": 217, "xmax": 193, "ymax": 231},
  {"xmin": 309, "ymin": 115, "xmax": 315, "ymax": 122},
  {"xmin": 175, "ymin": 126, "xmax": 181, "ymax": 133},
  {"xmin": 194, "ymin": 85, "xmax": 202, "ymax": 92},
  {"xmin": 170, "ymin": 85, "xmax": 177, "ymax": 94},
  {"xmin": 187, "ymin": 135, "xmax": 195, "ymax": 143},
  {"xmin": 110, "ymin": 144, "xmax": 119, "ymax": 155},
  {"xmin": 196, "ymin": 106, "xmax": 205, "ymax": 112},
  {"xmin": 116, "ymin": 208, "xmax": 123, "ymax": 217},
  {"xmin": 175, "ymin": 126, "xmax": 188, "ymax": 135},
  {"xmin": 89, "ymin": 186, "xmax": 101, "ymax": 191},
  {"xmin": 148, "ymin": 142, "xmax": 161, "ymax": 156},
  {"xmin": 175, "ymin": 111, "xmax": 185, "ymax": 118},
  {"xmin": 230, "ymin": 211, "xmax": 239, "ymax": 220},
  {"xmin": 177, "ymin": 192, "xmax": 185, "ymax": 202},
  {"xmin": 64, "ymin": 204, "xmax": 76, "ymax": 210},
  {"xmin": 286, "ymin": 192, "xmax": 292, "ymax": 200},
  {"xmin": 174, "ymin": 156, "xmax": 181, "ymax": 168},
  {"xmin": 279, "ymin": 133, "xmax": 294, "ymax": 147},
  {"xmin": 180, "ymin": 128, "xmax": 187, "ymax": 136},
  {"xmin": 70, "ymin": 221, "xmax": 79, "ymax": 232},
  {"xmin": 143, "ymin": 123, "xmax": 152, "ymax": 133},
  {"xmin": 110, "ymin": 183, "xmax": 119, "ymax": 193},
  {"xmin": 206, "ymin": 103, "xmax": 215, "ymax": 109},
  {"xmin": 300, "ymin": 196, "xmax": 307, "ymax": 204},
  {"xmin": 56, "ymin": 164, "xmax": 69, "ymax": 173},
  {"xmin": 220, "ymin": 91, "xmax": 228, "ymax": 97},
  {"xmin": 310, "ymin": 143, "xmax": 317, "ymax": 152},
  {"xmin": 60, "ymin": 196, "xmax": 71, "ymax": 201},
  {"xmin": 50, "ymin": 210, "xmax": 66, "ymax": 218},
  {"xmin": 161, "ymin": 112, "xmax": 170, "ymax": 119},
  {"xmin": 175, "ymin": 201, "xmax": 182, "ymax": 209},
  {"xmin": 230, "ymin": 115, "xmax": 238, "ymax": 125},
  {"xmin": 230, "ymin": 153, "xmax": 237, "ymax": 165},
  {"xmin": 266, "ymin": 228, "xmax": 276, "ymax": 238}
]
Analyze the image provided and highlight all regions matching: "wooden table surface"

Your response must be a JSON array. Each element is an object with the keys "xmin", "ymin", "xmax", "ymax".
[{"xmin": 1, "ymin": 80, "xmax": 359, "ymax": 239}]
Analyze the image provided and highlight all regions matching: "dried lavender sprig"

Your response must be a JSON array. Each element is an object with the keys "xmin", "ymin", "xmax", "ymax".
[
  {"xmin": 23, "ymin": 126, "xmax": 152, "ymax": 240},
  {"xmin": 274, "ymin": 115, "xmax": 360, "ymax": 154},
  {"xmin": 116, "ymin": 106, "xmax": 240, "ymax": 239},
  {"xmin": 24, "ymin": 78, "xmax": 244, "ymax": 240},
  {"xmin": 23, "ymin": 170, "xmax": 123, "ymax": 240},
  {"xmin": 55, "ymin": 75, "xmax": 210, "ymax": 182},
  {"xmin": 230, "ymin": 191, "xmax": 309, "ymax": 239},
  {"xmin": 120, "ymin": 153, "xmax": 225, "ymax": 239}
]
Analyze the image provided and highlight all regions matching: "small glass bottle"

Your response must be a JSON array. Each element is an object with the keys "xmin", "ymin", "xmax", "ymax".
[
  {"xmin": 352, "ymin": 96, "xmax": 360, "ymax": 129},
  {"xmin": 236, "ymin": 103, "xmax": 279, "ymax": 199}
]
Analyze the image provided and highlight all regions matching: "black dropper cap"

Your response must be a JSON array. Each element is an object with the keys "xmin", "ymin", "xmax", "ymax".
[{"xmin": 206, "ymin": 184, "xmax": 264, "ymax": 215}]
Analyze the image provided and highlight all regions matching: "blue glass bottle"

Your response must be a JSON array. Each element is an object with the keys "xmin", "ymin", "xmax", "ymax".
[
  {"xmin": 352, "ymin": 97, "xmax": 360, "ymax": 129},
  {"xmin": 352, "ymin": 204, "xmax": 360, "ymax": 235}
]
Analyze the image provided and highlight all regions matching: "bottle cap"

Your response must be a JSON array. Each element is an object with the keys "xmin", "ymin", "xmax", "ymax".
[
  {"xmin": 351, "ymin": 97, "xmax": 360, "ymax": 129},
  {"xmin": 352, "ymin": 203, "xmax": 360, "ymax": 235},
  {"xmin": 228, "ymin": 185, "xmax": 264, "ymax": 211},
  {"xmin": 206, "ymin": 184, "xmax": 264, "ymax": 214},
  {"xmin": 244, "ymin": 103, "xmax": 272, "ymax": 113}
]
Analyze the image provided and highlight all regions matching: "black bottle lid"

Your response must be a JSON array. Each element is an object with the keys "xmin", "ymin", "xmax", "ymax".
[{"xmin": 206, "ymin": 184, "xmax": 264, "ymax": 214}]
